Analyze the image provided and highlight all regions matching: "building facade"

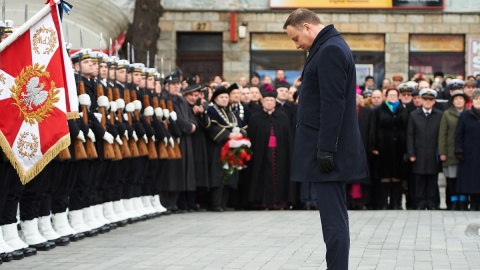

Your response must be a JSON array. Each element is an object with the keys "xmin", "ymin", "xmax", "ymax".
[{"xmin": 157, "ymin": 0, "xmax": 480, "ymax": 87}]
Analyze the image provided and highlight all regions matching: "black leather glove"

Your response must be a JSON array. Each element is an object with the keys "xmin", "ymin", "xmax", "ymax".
[
  {"xmin": 317, "ymin": 149, "xmax": 334, "ymax": 173},
  {"xmin": 455, "ymin": 152, "xmax": 464, "ymax": 162}
]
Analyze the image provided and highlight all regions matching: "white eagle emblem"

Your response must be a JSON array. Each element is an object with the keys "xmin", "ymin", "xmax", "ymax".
[{"xmin": 22, "ymin": 76, "xmax": 48, "ymax": 110}]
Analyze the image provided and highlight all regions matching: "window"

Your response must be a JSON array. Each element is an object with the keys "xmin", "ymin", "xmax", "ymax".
[{"xmin": 409, "ymin": 34, "xmax": 465, "ymax": 79}]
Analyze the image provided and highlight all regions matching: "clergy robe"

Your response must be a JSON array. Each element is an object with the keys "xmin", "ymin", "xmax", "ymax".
[{"xmin": 247, "ymin": 109, "xmax": 295, "ymax": 209}]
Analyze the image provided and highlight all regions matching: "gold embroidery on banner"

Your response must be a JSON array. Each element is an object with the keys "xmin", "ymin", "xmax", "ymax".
[
  {"xmin": 17, "ymin": 132, "xmax": 39, "ymax": 159},
  {"xmin": 0, "ymin": 73, "xmax": 6, "ymax": 84},
  {"xmin": 10, "ymin": 63, "xmax": 60, "ymax": 125},
  {"xmin": 32, "ymin": 26, "xmax": 57, "ymax": 55}
]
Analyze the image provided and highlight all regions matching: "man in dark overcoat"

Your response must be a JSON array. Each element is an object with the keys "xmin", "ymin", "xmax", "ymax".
[
  {"xmin": 284, "ymin": 8, "xmax": 368, "ymax": 270},
  {"xmin": 407, "ymin": 89, "xmax": 443, "ymax": 210}
]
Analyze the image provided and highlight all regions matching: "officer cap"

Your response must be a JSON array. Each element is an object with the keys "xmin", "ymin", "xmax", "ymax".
[
  {"xmin": 419, "ymin": 88, "xmax": 437, "ymax": 99},
  {"xmin": 446, "ymin": 79, "xmax": 465, "ymax": 91},
  {"xmin": 116, "ymin": 59, "xmax": 130, "ymax": 70},
  {"xmin": 70, "ymin": 48, "xmax": 92, "ymax": 64}
]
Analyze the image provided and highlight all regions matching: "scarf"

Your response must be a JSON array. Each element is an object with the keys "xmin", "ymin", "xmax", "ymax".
[{"xmin": 385, "ymin": 100, "xmax": 400, "ymax": 113}]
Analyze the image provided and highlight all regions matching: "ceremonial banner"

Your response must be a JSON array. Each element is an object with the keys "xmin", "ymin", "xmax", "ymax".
[{"xmin": 0, "ymin": 0, "xmax": 74, "ymax": 184}]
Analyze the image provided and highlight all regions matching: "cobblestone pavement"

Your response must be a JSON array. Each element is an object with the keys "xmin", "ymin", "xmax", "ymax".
[{"xmin": 8, "ymin": 209, "xmax": 480, "ymax": 270}]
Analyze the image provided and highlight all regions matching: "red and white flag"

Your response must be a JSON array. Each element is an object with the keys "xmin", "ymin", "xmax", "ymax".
[{"xmin": 0, "ymin": 0, "xmax": 77, "ymax": 184}]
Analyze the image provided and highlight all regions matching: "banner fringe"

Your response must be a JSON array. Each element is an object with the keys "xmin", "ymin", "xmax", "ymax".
[
  {"xmin": 0, "ymin": 133, "xmax": 70, "ymax": 185},
  {"xmin": 67, "ymin": 111, "xmax": 79, "ymax": 119}
]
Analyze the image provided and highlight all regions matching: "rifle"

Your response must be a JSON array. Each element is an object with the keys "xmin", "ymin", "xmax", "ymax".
[
  {"xmin": 167, "ymin": 100, "xmax": 182, "ymax": 158},
  {"xmin": 122, "ymin": 89, "xmax": 141, "ymax": 157},
  {"xmin": 104, "ymin": 88, "xmax": 123, "ymax": 160},
  {"xmin": 159, "ymin": 99, "xmax": 179, "ymax": 159},
  {"xmin": 152, "ymin": 97, "xmax": 169, "ymax": 159},
  {"xmin": 142, "ymin": 94, "xmax": 158, "ymax": 159},
  {"xmin": 96, "ymin": 77, "xmax": 115, "ymax": 160},
  {"xmin": 77, "ymin": 53, "xmax": 98, "ymax": 159},
  {"xmin": 128, "ymin": 90, "xmax": 149, "ymax": 156},
  {"xmin": 112, "ymin": 88, "xmax": 132, "ymax": 158}
]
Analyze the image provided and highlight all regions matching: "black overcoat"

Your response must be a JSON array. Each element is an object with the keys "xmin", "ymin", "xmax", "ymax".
[
  {"xmin": 407, "ymin": 108, "xmax": 443, "ymax": 174},
  {"xmin": 290, "ymin": 25, "xmax": 368, "ymax": 182},
  {"xmin": 455, "ymin": 109, "xmax": 480, "ymax": 194},
  {"xmin": 371, "ymin": 102, "xmax": 409, "ymax": 179}
]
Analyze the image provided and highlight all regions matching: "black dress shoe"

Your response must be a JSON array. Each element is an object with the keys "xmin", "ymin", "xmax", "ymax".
[
  {"xmin": 9, "ymin": 250, "xmax": 24, "ymax": 260},
  {"xmin": 85, "ymin": 228, "xmax": 99, "ymax": 237},
  {"xmin": 108, "ymin": 223, "xmax": 118, "ymax": 230},
  {"xmin": 53, "ymin": 236, "xmax": 70, "ymax": 246},
  {"xmin": 210, "ymin": 207, "xmax": 224, "ymax": 212},
  {"xmin": 99, "ymin": 225, "xmax": 110, "ymax": 234},
  {"xmin": 47, "ymin": 241, "xmax": 56, "ymax": 249},
  {"xmin": 29, "ymin": 242, "xmax": 51, "ymax": 251},
  {"xmin": 19, "ymin": 247, "xmax": 37, "ymax": 257},
  {"xmin": 116, "ymin": 220, "xmax": 128, "ymax": 227},
  {"xmin": 70, "ymin": 232, "xmax": 85, "ymax": 241},
  {"xmin": 163, "ymin": 210, "xmax": 172, "ymax": 215},
  {"xmin": 0, "ymin": 252, "xmax": 12, "ymax": 262}
]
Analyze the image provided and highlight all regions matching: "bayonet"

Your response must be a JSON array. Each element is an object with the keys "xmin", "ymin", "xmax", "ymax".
[
  {"xmin": 24, "ymin": 2, "xmax": 28, "ymax": 23},
  {"xmin": 131, "ymin": 45, "xmax": 135, "ymax": 63},
  {"xmin": 146, "ymin": 51, "xmax": 149, "ymax": 68},
  {"xmin": 109, "ymin": 38, "xmax": 112, "ymax": 57},
  {"xmin": 127, "ymin": 42, "xmax": 130, "ymax": 63},
  {"xmin": 161, "ymin": 57, "xmax": 164, "ymax": 79},
  {"xmin": 168, "ymin": 59, "xmax": 171, "ymax": 74},
  {"xmin": 80, "ymin": 27, "xmax": 84, "ymax": 49},
  {"xmin": 154, "ymin": 54, "xmax": 158, "ymax": 70}
]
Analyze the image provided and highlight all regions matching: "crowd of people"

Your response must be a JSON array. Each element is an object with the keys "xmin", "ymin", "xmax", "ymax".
[{"xmin": 1, "ymin": 16, "xmax": 480, "ymax": 264}]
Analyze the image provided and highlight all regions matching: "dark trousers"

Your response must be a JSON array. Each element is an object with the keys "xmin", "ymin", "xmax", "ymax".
[
  {"xmin": 39, "ymin": 160, "xmax": 63, "ymax": 217},
  {"xmin": 0, "ymin": 161, "xmax": 24, "ymax": 225},
  {"xmin": 142, "ymin": 159, "xmax": 158, "ymax": 197},
  {"xmin": 52, "ymin": 161, "xmax": 77, "ymax": 214},
  {"xmin": 112, "ymin": 159, "xmax": 130, "ymax": 201},
  {"xmin": 123, "ymin": 157, "xmax": 147, "ymax": 200},
  {"xmin": 211, "ymin": 186, "xmax": 230, "ymax": 209},
  {"xmin": 177, "ymin": 191, "xmax": 196, "ymax": 210},
  {"xmin": 104, "ymin": 160, "xmax": 122, "ymax": 202},
  {"xmin": 20, "ymin": 164, "xmax": 52, "ymax": 221},
  {"xmin": 69, "ymin": 160, "xmax": 89, "ymax": 210},
  {"xmin": 414, "ymin": 173, "xmax": 439, "ymax": 209},
  {"xmin": 313, "ymin": 182, "xmax": 349, "ymax": 270},
  {"xmin": 160, "ymin": 191, "xmax": 179, "ymax": 211}
]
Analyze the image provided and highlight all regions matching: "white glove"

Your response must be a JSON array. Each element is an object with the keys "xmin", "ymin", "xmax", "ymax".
[
  {"xmin": 87, "ymin": 129, "xmax": 96, "ymax": 142},
  {"xmin": 170, "ymin": 111, "xmax": 177, "ymax": 121},
  {"xmin": 78, "ymin": 94, "xmax": 91, "ymax": 107},
  {"xmin": 103, "ymin": 131, "xmax": 114, "ymax": 144},
  {"xmin": 133, "ymin": 100, "xmax": 142, "ymax": 111},
  {"xmin": 143, "ymin": 106, "xmax": 154, "ymax": 117},
  {"xmin": 177, "ymin": 138, "xmax": 181, "ymax": 144},
  {"xmin": 163, "ymin": 137, "xmax": 168, "ymax": 146},
  {"xmin": 143, "ymin": 134, "xmax": 148, "ymax": 144},
  {"xmin": 152, "ymin": 135, "xmax": 156, "ymax": 142},
  {"xmin": 115, "ymin": 135, "xmax": 123, "ymax": 145},
  {"xmin": 76, "ymin": 130, "xmax": 86, "ymax": 143},
  {"xmin": 132, "ymin": 131, "xmax": 138, "ymax": 142},
  {"xmin": 79, "ymin": 112, "xmax": 83, "ymax": 118},
  {"xmin": 94, "ymin": 112, "xmax": 102, "ymax": 122},
  {"xmin": 154, "ymin": 108, "xmax": 163, "ymax": 118},
  {"xmin": 124, "ymin": 130, "xmax": 129, "ymax": 140},
  {"xmin": 169, "ymin": 137, "xmax": 174, "ymax": 148},
  {"xmin": 97, "ymin": 96, "xmax": 110, "ymax": 109},
  {"xmin": 163, "ymin": 109, "xmax": 170, "ymax": 120},
  {"xmin": 109, "ymin": 101, "xmax": 117, "ymax": 112},
  {"xmin": 115, "ymin": 99, "xmax": 125, "ymax": 110},
  {"xmin": 125, "ymin": 102, "xmax": 135, "ymax": 113}
]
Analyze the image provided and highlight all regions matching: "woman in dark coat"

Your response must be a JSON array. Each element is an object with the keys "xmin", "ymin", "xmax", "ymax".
[
  {"xmin": 347, "ymin": 94, "xmax": 373, "ymax": 210},
  {"xmin": 205, "ymin": 86, "xmax": 247, "ymax": 212},
  {"xmin": 455, "ymin": 90, "xmax": 480, "ymax": 211},
  {"xmin": 371, "ymin": 88, "xmax": 409, "ymax": 209}
]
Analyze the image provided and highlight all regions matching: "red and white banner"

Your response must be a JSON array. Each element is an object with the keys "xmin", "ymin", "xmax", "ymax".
[{"xmin": 0, "ymin": 0, "xmax": 76, "ymax": 184}]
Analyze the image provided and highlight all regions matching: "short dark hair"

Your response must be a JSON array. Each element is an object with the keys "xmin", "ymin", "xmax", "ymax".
[{"xmin": 283, "ymin": 8, "xmax": 321, "ymax": 30}]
